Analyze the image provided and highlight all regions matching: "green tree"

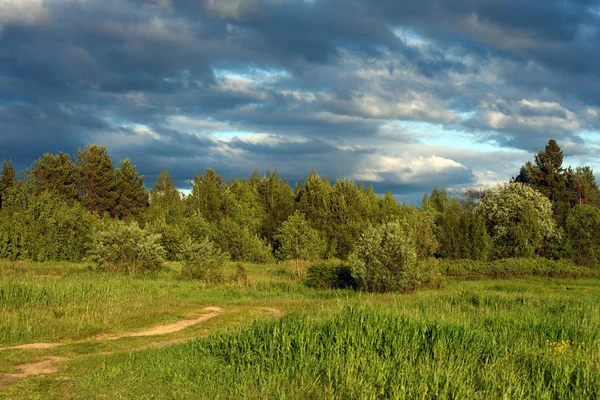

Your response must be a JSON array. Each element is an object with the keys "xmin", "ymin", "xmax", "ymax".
[
  {"xmin": 212, "ymin": 219, "xmax": 274, "ymax": 263},
  {"xmin": 566, "ymin": 166, "xmax": 600, "ymax": 207},
  {"xmin": 477, "ymin": 182, "xmax": 556, "ymax": 258},
  {"xmin": 229, "ymin": 177, "xmax": 264, "ymax": 234},
  {"xmin": 329, "ymin": 180, "xmax": 365, "ymax": 259},
  {"xmin": 30, "ymin": 152, "xmax": 79, "ymax": 201},
  {"xmin": 113, "ymin": 158, "xmax": 148, "ymax": 221},
  {"xmin": 458, "ymin": 211, "xmax": 492, "ymax": 261},
  {"xmin": 147, "ymin": 169, "xmax": 184, "ymax": 225},
  {"xmin": 349, "ymin": 218, "xmax": 435, "ymax": 293},
  {"xmin": 258, "ymin": 170, "xmax": 294, "ymax": 246},
  {"xmin": 22, "ymin": 192, "xmax": 95, "ymax": 262},
  {"xmin": 0, "ymin": 159, "xmax": 16, "ymax": 208},
  {"xmin": 275, "ymin": 211, "xmax": 325, "ymax": 278},
  {"xmin": 565, "ymin": 204, "xmax": 600, "ymax": 266},
  {"xmin": 190, "ymin": 168, "xmax": 223, "ymax": 222},
  {"xmin": 422, "ymin": 189, "xmax": 463, "ymax": 259},
  {"xmin": 515, "ymin": 139, "xmax": 570, "ymax": 226},
  {"xmin": 76, "ymin": 145, "xmax": 117, "ymax": 215},
  {"xmin": 295, "ymin": 170, "xmax": 332, "ymax": 233}
]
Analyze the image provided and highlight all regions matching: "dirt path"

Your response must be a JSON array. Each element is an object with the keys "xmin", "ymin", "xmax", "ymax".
[
  {"xmin": 0, "ymin": 305, "xmax": 283, "ymax": 390},
  {"xmin": 0, "ymin": 343, "xmax": 65, "ymax": 352},
  {"xmin": 0, "ymin": 357, "xmax": 67, "ymax": 389},
  {"xmin": 95, "ymin": 306, "xmax": 223, "ymax": 341}
]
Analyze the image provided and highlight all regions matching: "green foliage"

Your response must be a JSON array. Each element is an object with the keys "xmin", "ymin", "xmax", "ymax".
[
  {"xmin": 147, "ymin": 169, "xmax": 184, "ymax": 225},
  {"xmin": 437, "ymin": 258, "xmax": 598, "ymax": 278},
  {"xmin": 305, "ymin": 260, "xmax": 357, "ymax": 289},
  {"xmin": 86, "ymin": 219, "xmax": 166, "ymax": 274},
  {"xmin": 349, "ymin": 219, "xmax": 435, "ymax": 293},
  {"xmin": 76, "ymin": 144, "xmax": 118, "ymax": 216},
  {"xmin": 477, "ymin": 182, "xmax": 556, "ymax": 258},
  {"xmin": 567, "ymin": 166, "xmax": 600, "ymax": 207},
  {"xmin": 328, "ymin": 180, "xmax": 368, "ymax": 259},
  {"xmin": 459, "ymin": 211, "xmax": 493, "ymax": 261},
  {"xmin": 113, "ymin": 158, "xmax": 148, "ymax": 221},
  {"xmin": 179, "ymin": 237, "xmax": 229, "ymax": 281},
  {"xmin": 275, "ymin": 211, "xmax": 325, "ymax": 277},
  {"xmin": 145, "ymin": 220, "xmax": 186, "ymax": 261},
  {"xmin": 295, "ymin": 170, "xmax": 332, "ymax": 233},
  {"xmin": 228, "ymin": 177, "xmax": 264, "ymax": 234},
  {"xmin": 0, "ymin": 159, "xmax": 16, "ymax": 208},
  {"xmin": 0, "ymin": 192, "xmax": 93, "ymax": 262},
  {"xmin": 392, "ymin": 205, "xmax": 439, "ymax": 259},
  {"xmin": 29, "ymin": 152, "xmax": 79, "ymax": 201},
  {"xmin": 23, "ymin": 192, "xmax": 95, "ymax": 262},
  {"xmin": 565, "ymin": 204, "xmax": 600, "ymax": 266},
  {"xmin": 212, "ymin": 219, "xmax": 274, "ymax": 264},
  {"xmin": 516, "ymin": 139, "xmax": 570, "ymax": 226},
  {"xmin": 190, "ymin": 168, "xmax": 223, "ymax": 222},
  {"xmin": 257, "ymin": 170, "xmax": 295, "ymax": 246}
]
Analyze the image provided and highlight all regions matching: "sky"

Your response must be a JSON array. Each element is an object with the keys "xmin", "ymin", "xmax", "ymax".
[{"xmin": 1, "ymin": 0, "xmax": 600, "ymax": 204}]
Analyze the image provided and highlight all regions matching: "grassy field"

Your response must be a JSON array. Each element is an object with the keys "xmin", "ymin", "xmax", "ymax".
[{"xmin": 1, "ymin": 260, "xmax": 600, "ymax": 399}]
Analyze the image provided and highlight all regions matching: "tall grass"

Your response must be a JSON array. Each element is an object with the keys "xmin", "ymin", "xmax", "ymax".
[
  {"xmin": 43, "ymin": 279, "xmax": 600, "ymax": 399},
  {"xmin": 0, "ymin": 262, "xmax": 342, "ymax": 345}
]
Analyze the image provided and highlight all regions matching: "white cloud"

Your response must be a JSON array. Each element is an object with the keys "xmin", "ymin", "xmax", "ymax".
[
  {"xmin": 0, "ymin": 0, "xmax": 49, "ymax": 30},
  {"xmin": 355, "ymin": 154, "xmax": 467, "ymax": 185},
  {"xmin": 473, "ymin": 99, "xmax": 581, "ymax": 133}
]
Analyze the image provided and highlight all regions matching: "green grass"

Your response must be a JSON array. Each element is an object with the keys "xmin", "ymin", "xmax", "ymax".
[{"xmin": 1, "ymin": 260, "xmax": 600, "ymax": 399}]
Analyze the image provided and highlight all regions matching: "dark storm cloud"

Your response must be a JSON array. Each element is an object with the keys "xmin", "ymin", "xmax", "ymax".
[{"xmin": 1, "ymin": 0, "xmax": 600, "ymax": 200}]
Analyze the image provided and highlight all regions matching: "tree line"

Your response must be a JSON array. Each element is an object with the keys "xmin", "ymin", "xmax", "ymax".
[{"xmin": 1, "ymin": 139, "xmax": 599, "ymax": 280}]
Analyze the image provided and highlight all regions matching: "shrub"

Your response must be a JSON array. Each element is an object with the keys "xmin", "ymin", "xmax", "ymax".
[
  {"xmin": 86, "ymin": 220, "xmax": 166, "ymax": 274},
  {"xmin": 179, "ymin": 237, "xmax": 229, "ymax": 282},
  {"xmin": 349, "ymin": 219, "xmax": 435, "ymax": 293},
  {"xmin": 305, "ymin": 260, "xmax": 357, "ymax": 289}
]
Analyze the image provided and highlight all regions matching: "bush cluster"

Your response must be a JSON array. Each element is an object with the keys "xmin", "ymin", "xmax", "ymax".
[{"xmin": 86, "ymin": 220, "xmax": 166, "ymax": 274}]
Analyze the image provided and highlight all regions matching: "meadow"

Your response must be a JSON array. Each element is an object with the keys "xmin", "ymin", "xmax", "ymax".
[{"xmin": 1, "ymin": 260, "xmax": 600, "ymax": 399}]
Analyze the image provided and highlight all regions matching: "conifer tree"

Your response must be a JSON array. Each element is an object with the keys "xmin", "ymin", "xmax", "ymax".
[
  {"xmin": 76, "ymin": 145, "xmax": 117, "ymax": 215},
  {"xmin": 30, "ymin": 152, "xmax": 79, "ymax": 201},
  {"xmin": 515, "ymin": 139, "xmax": 570, "ymax": 226},
  {"xmin": 113, "ymin": 158, "xmax": 149, "ymax": 221},
  {"xmin": 148, "ymin": 168, "xmax": 184, "ymax": 224},
  {"xmin": 190, "ymin": 168, "xmax": 223, "ymax": 222}
]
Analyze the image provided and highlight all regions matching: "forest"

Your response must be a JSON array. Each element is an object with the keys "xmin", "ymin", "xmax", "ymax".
[{"xmin": 0, "ymin": 139, "xmax": 599, "ymax": 292}]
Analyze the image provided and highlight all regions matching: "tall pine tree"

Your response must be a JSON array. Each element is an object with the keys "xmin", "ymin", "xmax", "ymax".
[
  {"xmin": 113, "ymin": 158, "xmax": 149, "ymax": 221},
  {"xmin": 76, "ymin": 145, "xmax": 117, "ymax": 216},
  {"xmin": 515, "ymin": 139, "xmax": 570, "ymax": 226},
  {"xmin": 30, "ymin": 152, "xmax": 79, "ymax": 201}
]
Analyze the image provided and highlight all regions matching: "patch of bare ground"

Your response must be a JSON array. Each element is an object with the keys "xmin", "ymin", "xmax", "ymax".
[{"xmin": 0, "ymin": 357, "xmax": 66, "ymax": 389}]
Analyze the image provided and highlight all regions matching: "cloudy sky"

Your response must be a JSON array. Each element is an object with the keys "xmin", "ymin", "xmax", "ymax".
[{"xmin": 1, "ymin": 0, "xmax": 600, "ymax": 203}]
